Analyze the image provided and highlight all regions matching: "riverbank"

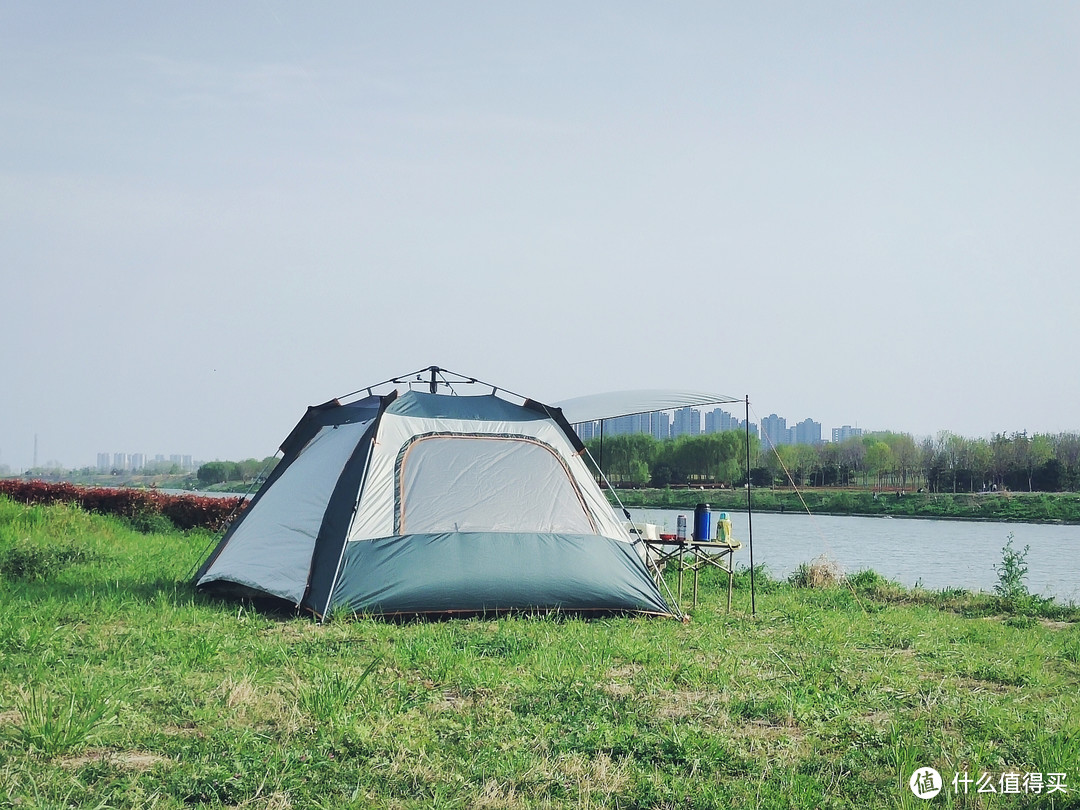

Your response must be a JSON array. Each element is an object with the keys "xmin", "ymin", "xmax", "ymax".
[
  {"xmin": 610, "ymin": 487, "xmax": 1080, "ymax": 524},
  {"xmin": 1, "ymin": 498, "xmax": 1078, "ymax": 807}
]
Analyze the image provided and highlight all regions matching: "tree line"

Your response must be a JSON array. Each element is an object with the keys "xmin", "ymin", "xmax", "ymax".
[
  {"xmin": 586, "ymin": 430, "xmax": 1080, "ymax": 493},
  {"xmin": 196, "ymin": 457, "xmax": 279, "ymax": 485}
]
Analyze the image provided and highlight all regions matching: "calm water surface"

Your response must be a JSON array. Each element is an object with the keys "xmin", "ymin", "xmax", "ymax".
[{"xmin": 633, "ymin": 508, "xmax": 1080, "ymax": 603}]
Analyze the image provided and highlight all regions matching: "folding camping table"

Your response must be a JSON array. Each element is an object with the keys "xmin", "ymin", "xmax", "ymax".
[{"xmin": 644, "ymin": 538, "xmax": 742, "ymax": 611}]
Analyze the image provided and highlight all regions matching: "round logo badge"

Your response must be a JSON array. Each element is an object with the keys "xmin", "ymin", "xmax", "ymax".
[{"xmin": 909, "ymin": 767, "xmax": 943, "ymax": 799}]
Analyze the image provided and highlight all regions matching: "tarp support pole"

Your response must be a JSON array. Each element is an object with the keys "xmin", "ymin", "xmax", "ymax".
[
  {"xmin": 598, "ymin": 420, "xmax": 604, "ymax": 477},
  {"xmin": 746, "ymin": 394, "xmax": 755, "ymax": 617}
]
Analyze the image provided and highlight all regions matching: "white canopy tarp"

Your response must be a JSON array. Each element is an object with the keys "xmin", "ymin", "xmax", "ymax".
[{"xmin": 553, "ymin": 389, "xmax": 741, "ymax": 424}]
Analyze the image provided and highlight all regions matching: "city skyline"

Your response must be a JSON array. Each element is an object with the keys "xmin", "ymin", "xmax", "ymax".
[
  {"xmin": 95, "ymin": 453, "xmax": 198, "ymax": 473},
  {"xmin": 4, "ymin": 404, "xmax": 1067, "ymax": 474},
  {"xmin": 574, "ymin": 406, "xmax": 867, "ymax": 447}
]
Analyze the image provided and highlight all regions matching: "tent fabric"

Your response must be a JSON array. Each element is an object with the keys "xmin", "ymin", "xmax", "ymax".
[
  {"xmin": 194, "ymin": 388, "xmax": 672, "ymax": 619},
  {"xmin": 553, "ymin": 389, "xmax": 741, "ymax": 424},
  {"xmin": 345, "ymin": 411, "xmax": 628, "ymax": 542},
  {"xmin": 196, "ymin": 419, "xmax": 374, "ymax": 603},
  {"xmin": 396, "ymin": 436, "xmax": 596, "ymax": 535},
  {"xmin": 331, "ymin": 532, "xmax": 670, "ymax": 616}
]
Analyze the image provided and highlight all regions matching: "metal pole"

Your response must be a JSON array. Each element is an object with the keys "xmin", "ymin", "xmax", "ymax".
[
  {"xmin": 598, "ymin": 420, "xmax": 604, "ymax": 482},
  {"xmin": 428, "ymin": 366, "xmax": 439, "ymax": 394},
  {"xmin": 745, "ymin": 395, "xmax": 755, "ymax": 616}
]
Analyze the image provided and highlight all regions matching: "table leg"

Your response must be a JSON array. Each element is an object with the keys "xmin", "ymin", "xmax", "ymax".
[
  {"xmin": 677, "ymin": 547, "xmax": 684, "ymax": 604},
  {"xmin": 726, "ymin": 550, "xmax": 733, "ymax": 612}
]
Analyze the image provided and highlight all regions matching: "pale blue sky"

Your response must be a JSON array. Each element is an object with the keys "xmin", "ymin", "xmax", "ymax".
[{"xmin": 2, "ymin": 2, "xmax": 1077, "ymax": 470}]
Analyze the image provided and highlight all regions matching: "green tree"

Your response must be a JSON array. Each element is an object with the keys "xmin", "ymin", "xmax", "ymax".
[
  {"xmin": 1027, "ymin": 434, "xmax": 1053, "ymax": 492},
  {"xmin": 890, "ymin": 433, "xmax": 920, "ymax": 490},
  {"xmin": 592, "ymin": 434, "xmax": 657, "ymax": 484},
  {"xmin": 1052, "ymin": 433, "xmax": 1080, "ymax": 490},
  {"xmin": 865, "ymin": 441, "xmax": 893, "ymax": 489},
  {"xmin": 839, "ymin": 438, "xmax": 865, "ymax": 487},
  {"xmin": 196, "ymin": 461, "xmax": 229, "ymax": 485},
  {"xmin": 965, "ymin": 438, "xmax": 993, "ymax": 492}
]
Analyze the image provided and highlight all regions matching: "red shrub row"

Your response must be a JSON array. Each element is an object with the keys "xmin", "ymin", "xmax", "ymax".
[{"xmin": 0, "ymin": 480, "xmax": 248, "ymax": 532}]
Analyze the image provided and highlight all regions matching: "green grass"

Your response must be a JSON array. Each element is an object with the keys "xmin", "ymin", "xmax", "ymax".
[{"xmin": 1, "ymin": 495, "xmax": 1079, "ymax": 808}]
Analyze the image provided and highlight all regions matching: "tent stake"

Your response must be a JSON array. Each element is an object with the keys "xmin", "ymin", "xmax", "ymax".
[{"xmin": 745, "ymin": 394, "xmax": 755, "ymax": 617}]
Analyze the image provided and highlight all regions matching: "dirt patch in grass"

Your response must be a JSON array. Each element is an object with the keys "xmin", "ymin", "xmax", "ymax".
[
  {"xmin": 861, "ymin": 710, "xmax": 893, "ymax": 727},
  {"xmin": 472, "ymin": 779, "xmax": 522, "ymax": 809},
  {"xmin": 558, "ymin": 752, "xmax": 631, "ymax": 797},
  {"xmin": 59, "ymin": 750, "xmax": 169, "ymax": 770},
  {"xmin": 959, "ymin": 677, "xmax": 1013, "ymax": 694},
  {"xmin": 223, "ymin": 676, "xmax": 260, "ymax": 709},
  {"xmin": 256, "ymin": 792, "xmax": 295, "ymax": 810},
  {"xmin": 162, "ymin": 721, "xmax": 204, "ymax": 737},
  {"xmin": 0, "ymin": 710, "xmax": 20, "ymax": 725},
  {"xmin": 655, "ymin": 689, "xmax": 723, "ymax": 720},
  {"xmin": 212, "ymin": 676, "xmax": 297, "ymax": 730},
  {"xmin": 432, "ymin": 689, "xmax": 475, "ymax": 713},
  {"xmin": 601, "ymin": 664, "xmax": 643, "ymax": 699},
  {"xmin": 258, "ymin": 620, "xmax": 325, "ymax": 644},
  {"xmin": 737, "ymin": 718, "xmax": 800, "ymax": 739},
  {"xmin": 1040, "ymin": 619, "xmax": 1073, "ymax": 630}
]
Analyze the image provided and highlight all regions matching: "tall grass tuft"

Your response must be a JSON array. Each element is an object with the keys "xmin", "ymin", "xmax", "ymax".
[
  {"xmin": 788, "ymin": 555, "xmax": 845, "ymax": 588},
  {"xmin": 0, "ymin": 540, "xmax": 93, "ymax": 581},
  {"xmin": 294, "ymin": 656, "xmax": 383, "ymax": 727}
]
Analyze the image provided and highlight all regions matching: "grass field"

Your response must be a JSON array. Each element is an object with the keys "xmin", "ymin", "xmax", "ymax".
[{"xmin": 1, "ymin": 496, "xmax": 1079, "ymax": 808}]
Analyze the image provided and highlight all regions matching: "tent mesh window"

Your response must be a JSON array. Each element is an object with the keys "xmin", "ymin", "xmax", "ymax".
[{"xmin": 395, "ymin": 434, "xmax": 598, "ymax": 535}]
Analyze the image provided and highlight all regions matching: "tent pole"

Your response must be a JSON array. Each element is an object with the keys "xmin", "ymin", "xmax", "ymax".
[
  {"xmin": 598, "ymin": 420, "xmax": 604, "ymax": 483},
  {"xmin": 745, "ymin": 395, "xmax": 755, "ymax": 617}
]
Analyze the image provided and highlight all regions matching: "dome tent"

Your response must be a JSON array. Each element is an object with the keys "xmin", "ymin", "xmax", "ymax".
[{"xmin": 194, "ymin": 367, "xmax": 673, "ymax": 620}]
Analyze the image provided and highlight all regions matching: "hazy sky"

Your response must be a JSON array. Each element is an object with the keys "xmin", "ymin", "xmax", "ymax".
[{"xmin": 2, "ymin": 2, "xmax": 1077, "ymax": 471}]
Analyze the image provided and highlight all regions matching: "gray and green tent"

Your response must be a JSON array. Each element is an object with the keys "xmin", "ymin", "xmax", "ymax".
[{"xmin": 194, "ymin": 376, "xmax": 672, "ymax": 620}]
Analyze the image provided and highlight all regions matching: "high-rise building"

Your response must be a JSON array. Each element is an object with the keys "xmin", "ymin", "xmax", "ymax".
[
  {"xmin": 651, "ymin": 411, "xmax": 670, "ymax": 441},
  {"xmin": 793, "ymin": 418, "xmax": 822, "ymax": 446},
  {"xmin": 97, "ymin": 453, "xmax": 111, "ymax": 471},
  {"xmin": 831, "ymin": 425, "xmax": 864, "ymax": 443},
  {"xmin": 605, "ymin": 413, "xmax": 655, "ymax": 437},
  {"xmin": 604, "ymin": 415, "xmax": 631, "ymax": 436},
  {"xmin": 113, "ymin": 452, "xmax": 129, "ymax": 471},
  {"xmin": 705, "ymin": 407, "xmax": 751, "ymax": 434},
  {"xmin": 760, "ymin": 414, "xmax": 791, "ymax": 446},
  {"xmin": 574, "ymin": 421, "xmax": 597, "ymax": 441},
  {"xmin": 671, "ymin": 407, "xmax": 701, "ymax": 439}
]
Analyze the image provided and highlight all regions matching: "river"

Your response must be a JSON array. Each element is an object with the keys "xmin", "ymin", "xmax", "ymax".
[{"xmin": 631, "ymin": 508, "xmax": 1080, "ymax": 603}]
